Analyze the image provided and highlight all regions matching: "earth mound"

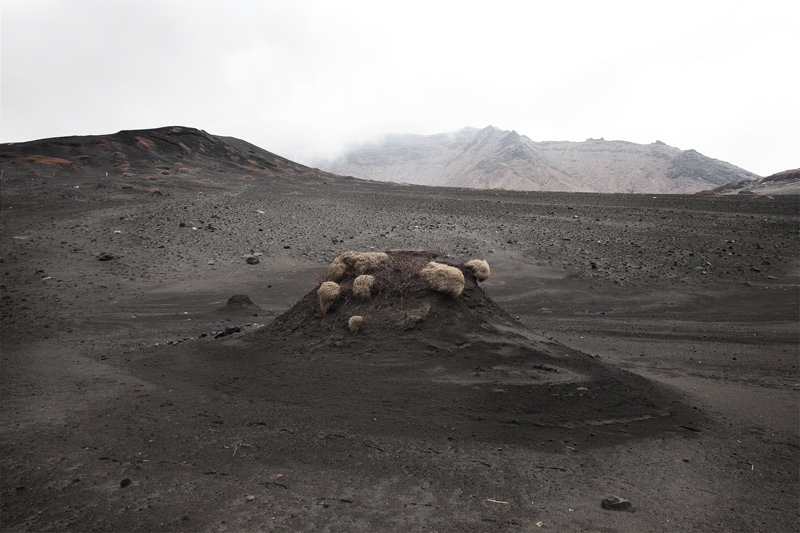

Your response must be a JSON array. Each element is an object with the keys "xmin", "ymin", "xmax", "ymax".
[
  {"xmin": 216, "ymin": 293, "xmax": 262, "ymax": 314},
  {"xmin": 239, "ymin": 250, "xmax": 690, "ymax": 440}
]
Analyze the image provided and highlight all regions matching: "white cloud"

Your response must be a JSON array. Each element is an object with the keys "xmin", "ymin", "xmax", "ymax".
[{"xmin": 2, "ymin": 0, "xmax": 797, "ymax": 175}]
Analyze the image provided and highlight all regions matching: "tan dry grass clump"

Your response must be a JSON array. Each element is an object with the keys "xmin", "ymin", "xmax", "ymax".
[
  {"xmin": 420, "ymin": 262, "xmax": 465, "ymax": 297},
  {"xmin": 348, "ymin": 315, "xmax": 363, "ymax": 334},
  {"xmin": 317, "ymin": 281, "xmax": 341, "ymax": 313},
  {"xmin": 352, "ymin": 275, "xmax": 375, "ymax": 301},
  {"xmin": 465, "ymin": 259, "xmax": 490, "ymax": 281},
  {"xmin": 328, "ymin": 252, "xmax": 389, "ymax": 282}
]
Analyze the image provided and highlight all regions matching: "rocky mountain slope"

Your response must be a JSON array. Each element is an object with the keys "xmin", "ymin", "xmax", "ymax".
[
  {"xmin": 711, "ymin": 168, "xmax": 800, "ymax": 195},
  {"xmin": 319, "ymin": 126, "xmax": 759, "ymax": 194}
]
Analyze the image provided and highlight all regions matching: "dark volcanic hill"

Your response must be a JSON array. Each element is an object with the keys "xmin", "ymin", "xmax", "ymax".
[
  {"xmin": 319, "ymin": 126, "xmax": 759, "ymax": 194},
  {"xmin": 0, "ymin": 126, "xmax": 347, "ymax": 209},
  {"xmin": 710, "ymin": 168, "xmax": 800, "ymax": 195}
]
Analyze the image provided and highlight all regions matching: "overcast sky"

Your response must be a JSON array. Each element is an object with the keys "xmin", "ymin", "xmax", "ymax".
[{"xmin": 2, "ymin": 0, "xmax": 797, "ymax": 176}]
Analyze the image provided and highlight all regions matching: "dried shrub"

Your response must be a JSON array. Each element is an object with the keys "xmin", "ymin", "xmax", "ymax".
[
  {"xmin": 315, "ymin": 268, "xmax": 332, "ymax": 285},
  {"xmin": 420, "ymin": 262, "xmax": 465, "ymax": 297},
  {"xmin": 348, "ymin": 315, "xmax": 363, "ymax": 334},
  {"xmin": 328, "ymin": 252, "xmax": 389, "ymax": 282},
  {"xmin": 317, "ymin": 281, "xmax": 341, "ymax": 313},
  {"xmin": 352, "ymin": 275, "xmax": 375, "ymax": 301},
  {"xmin": 317, "ymin": 250, "xmax": 459, "ymax": 303},
  {"xmin": 465, "ymin": 259, "xmax": 490, "ymax": 281},
  {"xmin": 372, "ymin": 251, "xmax": 433, "ymax": 295},
  {"xmin": 0, "ymin": 152, "xmax": 20, "ymax": 158},
  {"xmin": 328, "ymin": 259, "xmax": 347, "ymax": 282}
]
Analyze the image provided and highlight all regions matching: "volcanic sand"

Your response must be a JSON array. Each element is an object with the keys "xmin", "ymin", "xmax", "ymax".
[{"xmin": 1, "ymin": 134, "xmax": 798, "ymax": 532}]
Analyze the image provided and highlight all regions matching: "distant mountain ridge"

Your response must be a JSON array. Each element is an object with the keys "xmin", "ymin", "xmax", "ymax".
[
  {"xmin": 319, "ymin": 126, "xmax": 759, "ymax": 194},
  {"xmin": 709, "ymin": 168, "xmax": 800, "ymax": 196}
]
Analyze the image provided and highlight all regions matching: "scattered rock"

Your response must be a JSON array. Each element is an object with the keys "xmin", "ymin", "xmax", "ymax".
[
  {"xmin": 217, "ymin": 294, "xmax": 261, "ymax": 314},
  {"xmin": 214, "ymin": 326, "xmax": 241, "ymax": 338},
  {"xmin": 245, "ymin": 256, "xmax": 260, "ymax": 265},
  {"xmin": 120, "ymin": 478, "xmax": 131, "ymax": 488},
  {"xmin": 601, "ymin": 495, "xmax": 633, "ymax": 512},
  {"xmin": 96, "ymin": 252, "xmax": 114, "ymax": 261}
]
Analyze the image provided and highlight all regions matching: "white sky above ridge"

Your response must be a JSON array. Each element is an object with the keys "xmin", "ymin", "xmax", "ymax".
[{"xmin": 1, "ymin": 0, "xmax": 797, "ymax": 177}]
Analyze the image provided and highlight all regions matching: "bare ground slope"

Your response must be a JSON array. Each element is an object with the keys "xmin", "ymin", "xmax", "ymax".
[{"xmin": 1, "ymin": 129, "xmax": 798, "ymax": 532}]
